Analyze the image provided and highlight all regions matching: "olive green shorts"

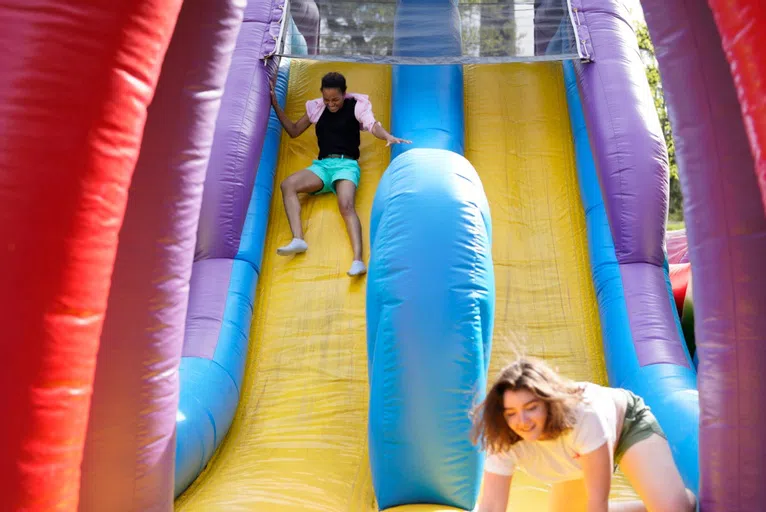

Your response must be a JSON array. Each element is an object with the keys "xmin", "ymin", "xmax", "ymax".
[{"xmin": 614, "ymin": 390, "xmax": 666, "ymax": 466}]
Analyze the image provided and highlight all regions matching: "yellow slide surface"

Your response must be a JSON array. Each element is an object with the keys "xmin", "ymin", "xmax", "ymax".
[
  {"xmin": 464, "ymin": 62, "xmax": 639, "ymax": 508},
  {"xmin": 175, "ymin": 60, "xmax": 389, "ymax": 511},
  {"xmin": 176, "ymin": 60, "xmax": 639, "ymax": 512}
]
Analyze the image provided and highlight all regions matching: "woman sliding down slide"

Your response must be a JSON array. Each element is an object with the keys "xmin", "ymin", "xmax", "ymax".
[
  {"xmin": 270, "ymin": 71, "xmax": 410, "ymax": 277},
  {"xmin": 472, "ymin": 357, "xmax": 696, "ymax": 512}
]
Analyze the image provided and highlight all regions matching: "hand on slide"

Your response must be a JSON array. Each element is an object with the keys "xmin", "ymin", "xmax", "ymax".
[{"xmin": 385, "ymin": 135, "xmax": 412, "ymax": 146}]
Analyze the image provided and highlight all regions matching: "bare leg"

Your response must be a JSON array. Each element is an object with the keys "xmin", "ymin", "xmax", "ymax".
[
  {"xmin": 280, "ymin": 169, "xmax": 323, "ymax": 238},
  {"xmin": 619, "ymin": 434, "xmax": 696, "ymax": 512},
  {"xmin": 334, "ymin": 179, "xmax": 366, "ymax": 275},
  {"xmin": 335, "ymin": 179, "xmax": 363, "ymax": 260},
  {"xmin": 277, "ymin": 169, "xmax": 323, "ymax": 255}
]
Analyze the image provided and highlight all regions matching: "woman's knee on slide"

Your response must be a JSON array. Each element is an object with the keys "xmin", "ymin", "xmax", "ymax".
[{"xmin": 647, "ymin": 488, "xmax": 695, "ymax": 512}]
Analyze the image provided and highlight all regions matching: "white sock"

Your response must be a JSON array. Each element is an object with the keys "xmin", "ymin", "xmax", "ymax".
[
  {"xmin": 347, "ymin": 260, "xmax": 367, "ymax": 276},
  {"xmin": 276, "ymin": 238, "xmax": 308, "ymax": 255}
]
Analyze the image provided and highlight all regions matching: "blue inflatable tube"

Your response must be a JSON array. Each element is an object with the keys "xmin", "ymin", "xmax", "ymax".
[
  {"xmin": 367, "ymin": 2, "xmax": 493, "ymax": 508},
  {"xmin": 367, "ymin": 149, "xmax": 494, "ymax": 510},
  {"xmin": 174, "ymin": 58, "xmax": 291, "ymax": 497},
  {"xmin": 390, "ymin": 0, "xmax": 464, "ymax": 159},
  {"xmin": 562, "ymin": 61, "xmax": 699, "ymax": 493},
  {"xmin": 561, "ymin": 61, "xmax": 634, "ymax": 387}
]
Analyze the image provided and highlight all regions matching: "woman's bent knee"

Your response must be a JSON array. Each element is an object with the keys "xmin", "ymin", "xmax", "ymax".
[
  {"xmin": 683, "ymin": 489, "xmax": 697, "ymax": 511},
  {"xmin": 652, "ymin": 488, "xmax": 695, "ymax": 512}
]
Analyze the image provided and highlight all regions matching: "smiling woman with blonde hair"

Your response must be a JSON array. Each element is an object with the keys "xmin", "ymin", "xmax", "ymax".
[{"xmin": 471, "ymin": 357, "xmax": 696, "ymax": 512}]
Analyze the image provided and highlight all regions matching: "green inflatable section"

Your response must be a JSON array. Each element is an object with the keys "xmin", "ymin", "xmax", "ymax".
[{"xmin": 681, "ymin": 273, "xmax": 696, "ymax": 358}]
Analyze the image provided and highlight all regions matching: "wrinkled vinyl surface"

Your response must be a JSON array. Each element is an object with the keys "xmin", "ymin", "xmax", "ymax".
[
  {"xmin": 367, "ymin": 148, "xmax": 494, "ymax": 510},
  {"xmin": 176, "ymin": 58, "xmax": 644, "ymax": 511},
  {"xmin": 646, "ymin": 0, "xmax": 766, "ymax": 508},
  {"xmin": 0, "ymin": 0, "xmax": 182, "ymax": 509},
  {"xmin": 175, "ymin": 59, "xmax": 390, "ymax": 512},
  {"xmin": 463, "ymin": 63, "xmax": 639, "ymax": 508},
  {"xmin": 708, "ymin": 0, "xmax": 766, "ymax": 215}
]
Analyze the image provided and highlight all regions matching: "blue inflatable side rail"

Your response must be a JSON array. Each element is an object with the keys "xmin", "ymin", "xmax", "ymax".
[
  {"xmin": 562, "ymin": 60, "xmax": 699, "ymax": 494},
  {"xmin": 174, "ymin": 58, "xmax": 292, "ymax": 497}
]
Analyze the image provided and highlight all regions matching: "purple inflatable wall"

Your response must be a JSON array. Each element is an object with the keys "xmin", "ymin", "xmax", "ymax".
[
  {"xmin": 641, "ymin": 1, "xmax": 766, "ymax": 510},
  {"xmin": 573, "ymin": 0, "xmax": 689, "ymax": 370},
  {"xmin": 195, "ymin": 1, "xmax": 282, "ymax": 262},
  {"xmin": 78, "ymin": 1, "xmax": 246, "ymax": 511},
  {"xmin": 177, "ymin": 0, "xmax": 300, "ymax": 498}
]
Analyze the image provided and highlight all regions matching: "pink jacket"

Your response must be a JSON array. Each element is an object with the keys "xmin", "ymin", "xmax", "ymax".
[{"xmin": 305, "ymin": 93, "xmax": 379, "ymax": 133}]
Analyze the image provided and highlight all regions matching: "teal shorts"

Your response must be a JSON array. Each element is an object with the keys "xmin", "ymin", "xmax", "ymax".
[{"xmin": 307, "ymin": 157, "xmax": 361, "ymax": 195}]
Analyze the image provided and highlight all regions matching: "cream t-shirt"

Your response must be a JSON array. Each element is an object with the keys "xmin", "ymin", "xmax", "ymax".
[{"xmin": 484, "ymin": 382, "xmax": 620, "ymax": 483}]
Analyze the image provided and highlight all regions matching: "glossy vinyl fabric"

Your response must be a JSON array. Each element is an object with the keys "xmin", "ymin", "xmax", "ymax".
[
  {"xmin": 707, "ymin": 0, "xmax": 766, "ymax": 214},
  {"xmin": 571, "ymin": 0, "xmax": 700, "ymax": 492},
  {"xmin": 365, "ymin": 0, "xmax": 491, "ymax": 508},
  {"xmin": 79, "ymin": 2, "xmax": 247, "ymax": 511},
  {"xmin": 175, "ymin": 33, "xmax": 292, "ymax": 502},
  {"xmin": 643, "ymin": 0, "xmax": 766, "ymax": 509},
  {"xmin": 175, "ymin": 60, "xmax": 392, "ymax": 511},
  {"xmin": 175, "ymin": 57, "xmax": 659, "ymax": 511},
  {"xmin": 195, "ymin": 0, "xmax": 284, "ymax": 262},
  {"xmin": 574, "ymin": 0, "xmax": 691, "ymax": 369},
  {"xmin": 11, "ymin": 0, "xmax": 766, "ymax": 509},
  {"xmin": 463, "ymin": 62, "xmax": 639, "ymax": 509},
  {"xmin": 367, "ymin": 148, "xmax": 494, "ymax": 510},
  {"xmin": 0, "ymin": 1, "xmax": 182, "ymax": 509}
]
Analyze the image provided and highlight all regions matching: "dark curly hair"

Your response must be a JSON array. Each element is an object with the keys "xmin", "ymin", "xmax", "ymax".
[{"xmin": 320, "ymin": 71, "xmax": 347, "ymax": 93}]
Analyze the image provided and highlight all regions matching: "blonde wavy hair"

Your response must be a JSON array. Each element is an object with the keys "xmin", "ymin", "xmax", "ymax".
[{"xmin": 470, "ymin": 357, "xmax": 585, "ymax": 454}]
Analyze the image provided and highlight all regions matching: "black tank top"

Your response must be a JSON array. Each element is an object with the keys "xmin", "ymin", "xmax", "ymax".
[{"xmin": 315, "ymin": 97, "xmax": 361, "ymax": 160}]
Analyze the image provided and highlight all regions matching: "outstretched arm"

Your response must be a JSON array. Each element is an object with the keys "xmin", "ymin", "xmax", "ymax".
[
  {"xmin": 370, "ymin": 123, "xmax": 411, "ymax": 146},
  {"xmin": 271, "ymin": 85, "xmax": 310, "ymax": 138},
  {"xmin": 354, "ymin": 96, "xmax": 411, "ymax": 146},
  {"xmin": 580, "ymin": 442, "xmax": 612, "ymax": 512},
  {"xmin": 478, "ymin": 471, "xmax": 512, "ymax": 512}
]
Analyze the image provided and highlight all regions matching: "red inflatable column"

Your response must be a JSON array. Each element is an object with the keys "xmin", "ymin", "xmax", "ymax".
[
  {"xmin": 78, "ymin": 1, "xmax": 247, "ymax": 510},
  {"xmin": 0, "ymin": 1, "xmax": 181, "ymax": 510},
  {"xmin": 708, "ymin": 0, "xmax": 766, "ymax": 213}
]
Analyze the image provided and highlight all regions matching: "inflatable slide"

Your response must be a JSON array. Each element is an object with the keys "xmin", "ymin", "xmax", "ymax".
[
  {"xmin": 3, "ymin": 1, "xmax": 766, "ymax": 512},
  {"xmin": 175, "ymin": 0, "xmax": 697, "ymax": 509},
  {"xmin": 173, "ymin": 58, "xmax": 636, "ymax": 511}
]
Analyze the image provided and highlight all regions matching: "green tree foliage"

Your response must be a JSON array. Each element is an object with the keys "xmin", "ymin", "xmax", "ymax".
[
  {"xmin": 634, "ymin": 22, "xmax": 684, "ymax": 221},
  {"xmin": 476, "ymin": 0, "xmax": 516, "ymax": 57},
  {"xmin": 313, "ymin": 0, "xmax": 521, "ymax": 58}
]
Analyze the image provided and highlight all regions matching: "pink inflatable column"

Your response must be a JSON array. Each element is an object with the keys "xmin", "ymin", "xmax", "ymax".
[{"xmin": 78, "ymin": 1, "xmax": 246, "ymax": 511}]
